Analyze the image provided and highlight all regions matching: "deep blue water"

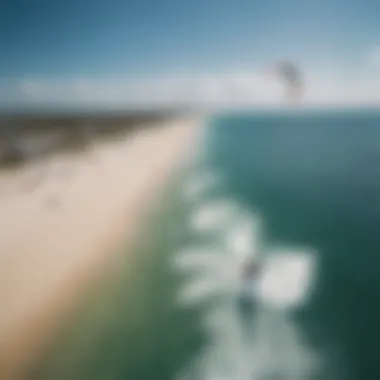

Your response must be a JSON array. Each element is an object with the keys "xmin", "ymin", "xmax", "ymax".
[{"xmin": 36, "ymin": 109, "xmax": 380, "ymax": 380}]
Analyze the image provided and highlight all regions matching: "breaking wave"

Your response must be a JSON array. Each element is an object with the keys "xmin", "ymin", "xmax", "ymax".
[{"xmin": 173, "ymin": 167, "xmax": 321, "ymax": 380}]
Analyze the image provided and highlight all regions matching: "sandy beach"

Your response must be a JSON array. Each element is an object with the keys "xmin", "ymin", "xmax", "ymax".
[{"xmin": 0, "ymin": 117, "xmax": 200, "ymax": 379}]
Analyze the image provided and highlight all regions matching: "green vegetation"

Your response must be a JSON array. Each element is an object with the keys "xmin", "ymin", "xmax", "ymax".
[{"xmin": 0, "ymin": 111, "xmax": 183, "ymax": 168}]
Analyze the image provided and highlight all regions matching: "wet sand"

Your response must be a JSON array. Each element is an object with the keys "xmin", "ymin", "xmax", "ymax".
[{"xmin": 0, "ymin": 118, "xmax": 200, "ymax": 379}]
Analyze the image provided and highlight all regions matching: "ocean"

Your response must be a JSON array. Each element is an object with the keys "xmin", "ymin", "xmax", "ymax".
[{"xmin": 35, "ymin": 109, "xmax": 380, "ymax": 380}]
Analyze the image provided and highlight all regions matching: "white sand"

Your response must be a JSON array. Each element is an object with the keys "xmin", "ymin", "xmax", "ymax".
[{"xmin": 0, "ymin": 118, "xmax": 200, "ymax": 379}]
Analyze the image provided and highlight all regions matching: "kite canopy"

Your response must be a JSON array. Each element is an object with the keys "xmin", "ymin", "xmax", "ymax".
[{"xmin": 272, "ymin": 61, "xmax": 303, "ymax": 102}]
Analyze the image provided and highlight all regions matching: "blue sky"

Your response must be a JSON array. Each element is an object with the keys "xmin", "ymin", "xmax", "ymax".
[{"xmin": 1, "ymin": 0, "xmax": 380, "ymax": 108}]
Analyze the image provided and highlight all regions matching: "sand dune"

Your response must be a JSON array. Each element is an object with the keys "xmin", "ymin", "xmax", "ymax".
[{"xmin": 0, "ymin": 118, "xmax": 200, "ymax": 379}]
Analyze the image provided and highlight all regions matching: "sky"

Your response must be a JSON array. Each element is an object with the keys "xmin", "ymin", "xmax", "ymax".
[{"xmin": 1, "ymin": 0, "xmax": 380, "ymax": 110}]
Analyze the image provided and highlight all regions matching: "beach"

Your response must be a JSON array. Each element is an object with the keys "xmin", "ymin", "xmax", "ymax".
[{"xmin": 0, "ymin": 117, "xmax": 200, "ymax": 379}]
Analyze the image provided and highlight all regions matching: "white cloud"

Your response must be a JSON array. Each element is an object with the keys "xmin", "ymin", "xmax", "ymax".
[
  {"xmin": 2, "ymin": 66, "xmax": 380, "ymax": 110},
  {"xmin": 2, "ymin": 73, "xmax": 284, "ymax": 109}
]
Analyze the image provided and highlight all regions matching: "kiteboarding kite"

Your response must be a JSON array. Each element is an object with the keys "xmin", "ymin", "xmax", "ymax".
[{"xmin": 272, "ymin": 61, "xmax": 304, "ymax": 102}]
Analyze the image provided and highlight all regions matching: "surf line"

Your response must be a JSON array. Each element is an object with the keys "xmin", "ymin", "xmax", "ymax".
[{"xmin": 175, "ymin": 168, "xmax": 320, "ymax": 380}]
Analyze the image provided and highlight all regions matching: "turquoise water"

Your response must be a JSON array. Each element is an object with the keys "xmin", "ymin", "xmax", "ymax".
[
  {"xmin": 36, "ymin": 110, "xmax": 380, "ymax": 380},
  {"xmin": 206, "ymin": 110, "xmax": 380, "ymax": 380}
]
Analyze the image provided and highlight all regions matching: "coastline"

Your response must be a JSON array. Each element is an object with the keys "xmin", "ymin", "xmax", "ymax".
[{"xmin": 0, "ymin": 117, "xmax": 202, "ymax": 379}]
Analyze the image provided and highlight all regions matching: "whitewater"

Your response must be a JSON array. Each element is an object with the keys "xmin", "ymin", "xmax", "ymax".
[{"xmin": 172, "ymin": 166, "xmax": 320, "ymax": 380}]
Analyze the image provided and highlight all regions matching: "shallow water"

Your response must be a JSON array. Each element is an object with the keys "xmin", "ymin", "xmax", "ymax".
[{"xmin": 36, "ymin": 109, "xmax": 380, "ymax": 380}]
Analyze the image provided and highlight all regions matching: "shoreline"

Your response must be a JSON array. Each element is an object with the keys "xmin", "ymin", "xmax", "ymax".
[{"xmin": 0, "ymin": 117, "xmax": 201, "ymax": 379}]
